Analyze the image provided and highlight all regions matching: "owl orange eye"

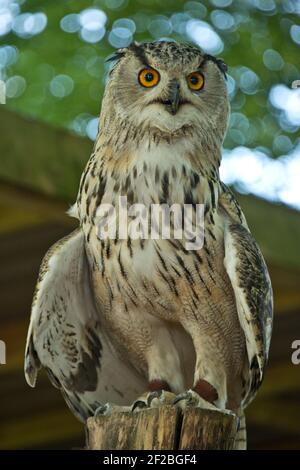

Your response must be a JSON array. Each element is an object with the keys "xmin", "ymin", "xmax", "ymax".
[
  {"xmin": 187, "ymin": 72, "xmax": 205, "ymax": 91},
  {"xmin": 138, "ymin": 68, "xmax": 160, "ymax": 88}
]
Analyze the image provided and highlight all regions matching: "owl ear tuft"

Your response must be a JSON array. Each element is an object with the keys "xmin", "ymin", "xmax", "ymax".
[
  {"xmin": 203, "ymin": 53, "xmax": 228, "ymax": 80},
  {"xmin": 105, "ymin": 50, "xmax": 126, "ymax": 64},
  {"xmin": 106, "ymin": 42, "xmax": 141, "ymax": 64},
  {"xmin": 105, "ymin": 49, "xmax": 127, "ymax": 76},
  {"xmin": 131, "ymin": 41, "xmax": 141, "ymax": 48}
]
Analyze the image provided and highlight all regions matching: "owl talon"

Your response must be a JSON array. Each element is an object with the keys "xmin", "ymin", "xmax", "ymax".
[
  {"xmin": 132, "ymin": 400, "xmax": 148, "ymax": 412},
  {"xmin": 173, "ymin": 389, "xmax": 217, "ymax": 411},
  {"xmin": 132, "ymin": 390, "xmax": 176, "ymax": 412},
  {"xmin": 147, "ymin": 390, "xmax": 162, "ymax": 405},
  {"xmin": 131, "ymin": 391, "xmax": 160, "ymax": 411},
  {"xmin": 94, "ymin": 403, "xmax": 131, "ymax": 417},
  {"xmin": 94, "ymin": 403, "xmax": 111, "ymax": 417},
  {"xmin": 173, "ymin": 390, "xmax": 237, "ymax": 418}
]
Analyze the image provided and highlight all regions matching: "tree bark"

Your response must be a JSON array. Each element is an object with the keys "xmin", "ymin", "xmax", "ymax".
[{"xmin": 86, "ymin": 405, "xmax": 238, "ymax": 450}]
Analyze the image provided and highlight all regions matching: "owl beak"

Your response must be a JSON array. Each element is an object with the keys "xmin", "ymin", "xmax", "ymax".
[{"xmin": 165, "ymin": 81, "xmax": 181, "ymax": 115}]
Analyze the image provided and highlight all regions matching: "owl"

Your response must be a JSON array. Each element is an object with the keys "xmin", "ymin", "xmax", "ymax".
[{"xmin": 25, "ymin": 41, "xmax": 273, "ymax": 450}]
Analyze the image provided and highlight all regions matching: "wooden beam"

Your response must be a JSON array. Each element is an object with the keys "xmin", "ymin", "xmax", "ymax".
[
  {"xmin": 237, "ymin": 194, "xmax": 300, "ymax": 271},
  {"xmin": 0, "ymin": 107, "xmax": 92, "ymax": 202}
]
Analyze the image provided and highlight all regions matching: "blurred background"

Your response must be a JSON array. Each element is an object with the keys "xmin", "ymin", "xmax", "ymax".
[{"xmin": 0, "ymin": 0, "xmax": 300, "ymax": 450}]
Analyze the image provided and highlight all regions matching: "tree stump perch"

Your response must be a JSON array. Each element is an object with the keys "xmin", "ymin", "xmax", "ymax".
[{"xmin": 86, "ymin": 406, "xmax": 239, "ymax": 450}]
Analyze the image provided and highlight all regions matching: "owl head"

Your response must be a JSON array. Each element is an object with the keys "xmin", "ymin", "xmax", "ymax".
[{"xmin": 102, "ymin": 41, "xmax": 229, "ymax": 146}]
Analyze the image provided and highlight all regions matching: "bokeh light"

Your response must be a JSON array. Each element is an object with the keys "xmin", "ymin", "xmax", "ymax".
[
  {"xmin": 269, "ymin": 85, "xmax": 300, "ymax": 126},
  {"xmin": 50, "ymin": 74, "xmax": 74, "ymax": 99},
  {"xmin": 186, "ymin": 19, "xmax": 224, "ymax": 54},
  {"xmin": 220, "ymin": 142, "xmax": 300, "ymax": 209},
  {"xmin": 12, "ymin": 12, "xmax": 47, "ymax": 38}
]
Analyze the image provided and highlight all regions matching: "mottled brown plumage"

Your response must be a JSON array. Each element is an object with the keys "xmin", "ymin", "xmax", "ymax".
[{"xmin": 25, "ymin": 41, "xmax": 273, "ymax": 449}]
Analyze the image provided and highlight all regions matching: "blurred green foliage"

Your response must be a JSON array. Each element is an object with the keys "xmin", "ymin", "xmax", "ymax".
[{"xmin": 0, "ymin": 0, "xmax": 300, "ymax": 154}]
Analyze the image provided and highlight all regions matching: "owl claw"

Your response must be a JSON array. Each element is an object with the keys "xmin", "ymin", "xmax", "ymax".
[
  {"xmin": 94, "ymin": 403, "xmax": 131, "ymax": 417},
  {"xmin": 93, "ymin": 390, "xmax": 177, "ymax": 416},
  {"xmin": 147, "ymin": 389, "xmax": 162, "ymax": 406},
  {"xmin": 173, "ymin": 389, "xmax": 218, "ymax": 411},
  {"xmin": 131, "ymin": 399, "xmax": 148, "ymax": 412},
  {"xmin": 132, "ymin": 390, "xmax": 176, "ymax": 412},
  {"xmin": 94, "ymin": 403, "xmax": 112, "ymax": 417},
  {"xmin": 173, "ymin": 390, "xmax": 237, "ymax": 417}
]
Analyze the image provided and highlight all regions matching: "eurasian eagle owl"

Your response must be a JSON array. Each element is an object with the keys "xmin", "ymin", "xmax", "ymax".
[{"xmin": 25, "ymin": 41, "xmax": 273, "ymax": 450}]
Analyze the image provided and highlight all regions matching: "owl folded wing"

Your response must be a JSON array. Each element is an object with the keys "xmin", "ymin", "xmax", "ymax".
[
  {"xmin": 24, "ymin": 228, "xmax": 147, "ymax": 421},
  {"xmin": 220, "ymin": 187, "xmax": 273, "ymax": 406},
  {"xmin": 24, "ymin": 229, "xmax": 103, "ymax": 397}
]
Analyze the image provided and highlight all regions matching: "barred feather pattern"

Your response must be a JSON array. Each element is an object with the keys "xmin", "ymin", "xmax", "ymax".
[
  {"xmin": 78, "ymin": 114, "xmax": 248, "ymax": 409},
  {"xmin": 25, "ymin": 42, "xmax": 273, "ymax": 436}
]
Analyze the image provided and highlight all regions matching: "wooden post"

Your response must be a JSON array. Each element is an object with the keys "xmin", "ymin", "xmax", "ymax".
[{"xmin": 86, "ymin": 405, "xmax": 239, "ymax": 450}]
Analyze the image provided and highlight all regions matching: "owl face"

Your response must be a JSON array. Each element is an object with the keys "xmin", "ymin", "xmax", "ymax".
[{"xmin": 104, "ymin": 41, "xmax": 229, "ymax": 143}]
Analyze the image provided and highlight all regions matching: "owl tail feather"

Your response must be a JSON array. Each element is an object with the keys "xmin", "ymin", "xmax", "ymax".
[{"xmin": 233, "ymin": 408, "xmax": 247, "ymax": 450}]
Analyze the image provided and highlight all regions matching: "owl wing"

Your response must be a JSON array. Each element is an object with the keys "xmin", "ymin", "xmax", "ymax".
[
  {"xmin": 219, "ymin": 185, "xmax": 273, "ymax": 406},
  {"xmin": 25, "ymin": 228, "xmax": 146, "ymax": 421}
]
